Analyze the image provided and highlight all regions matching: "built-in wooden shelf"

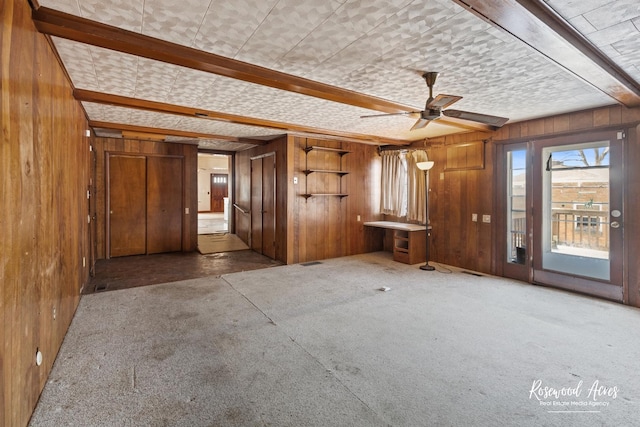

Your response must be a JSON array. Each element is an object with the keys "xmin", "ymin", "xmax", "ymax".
[
  {"xmin": 304, "ymin": 146, "xmax": 350, "ymax": 156},
  {"xmin": 302, "ymin": 169, "xmax": 349, "ymax": 176},
  {"xmin": 303, "ymin": 145, "xmax": 350, "ymax": 201},
  {"xmin": 301, "ymin": 193, "xmax": 349, "ymax": 199}
]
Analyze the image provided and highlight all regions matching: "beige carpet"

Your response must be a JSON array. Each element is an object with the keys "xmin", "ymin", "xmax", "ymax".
[
  {"xmin": 30, "ymin": 252, "xmax": 640, "ymax": 426},
  {"xmin": 197, "ymin": 233, "xmax": 249, "ymax": 254}
]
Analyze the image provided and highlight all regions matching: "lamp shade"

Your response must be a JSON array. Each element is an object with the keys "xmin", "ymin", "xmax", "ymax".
[{"xmin": 416, "ymin": 161, "xmax": 434, "ymax": 171}]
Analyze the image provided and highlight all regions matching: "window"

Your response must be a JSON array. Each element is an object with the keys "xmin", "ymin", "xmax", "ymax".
[
  {"xmin": 380, "ymin": 149, "xmax": 429, "ymax": 222},
  {"xmin": 506, "ymin": 149, "xmax": 527, "ymax": 264}
]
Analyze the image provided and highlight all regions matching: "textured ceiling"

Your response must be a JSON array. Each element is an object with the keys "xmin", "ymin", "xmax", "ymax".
[{"xmin": 37, "ymin": 0, "xmax": 640, "ymax": 150}]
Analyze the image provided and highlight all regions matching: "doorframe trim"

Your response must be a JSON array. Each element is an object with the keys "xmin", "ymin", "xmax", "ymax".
[
  {"xmin": 533, "ymin": 270, "xmax": 623, "ymax": 302},
  {"xmin": 530, "ymin": 129, "xmax": 625, "ymax": 298},
  {"xmin": 250, "ymin": 151, "xmax": 276, "ymax": 161}
]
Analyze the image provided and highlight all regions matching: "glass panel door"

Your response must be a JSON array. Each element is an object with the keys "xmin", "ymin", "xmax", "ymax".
[
  {"xmin": 541, "ymin": 141, "xmax": 611, "ymax": 280},
  {"xmin": 532, "ymin": 130, "xmax": 623, "ymax": 300}
]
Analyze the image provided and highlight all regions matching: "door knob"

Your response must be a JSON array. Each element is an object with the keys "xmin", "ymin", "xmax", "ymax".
[{"xmin": 611, "ymin": 221, "xmax": 620, "ymax": 228}]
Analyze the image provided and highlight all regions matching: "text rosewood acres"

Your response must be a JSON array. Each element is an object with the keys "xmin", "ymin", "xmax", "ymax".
[{"xmin": 529, "ymin": 379, "xmax": 619, "ymax": 405}]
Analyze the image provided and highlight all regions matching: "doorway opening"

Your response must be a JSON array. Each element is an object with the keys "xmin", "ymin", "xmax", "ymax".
[
  {"xmin": 498, "ymin": 130, "xmax": 624, "ymax": 301},
  {"xmin": 197, "ymin": 153, "xmax": 232, "ymax": 235}
]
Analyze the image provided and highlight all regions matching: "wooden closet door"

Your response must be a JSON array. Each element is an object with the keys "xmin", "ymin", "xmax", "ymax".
[
  {"xmin": 108, "ymin": 155, "xmax": 146, "ymax": 257},
  {"xmin": 147, "ymin": 156, "xmax": 183, "ymax": 254},
  {"xmin": 250, "ymin": 154, "xmax": 276, "ymax": 259},
  {"xmin": 262, "ymin": 154, "xmax": 276, "ymax": 259},
  {"xmin": 251, "ymin": 158, "xmax": 263, "ymax": 253}
]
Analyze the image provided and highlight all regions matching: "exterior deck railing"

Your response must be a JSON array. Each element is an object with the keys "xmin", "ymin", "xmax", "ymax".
[
  {"xmin": 551, "ymin": 208, "xmax": 609, "ymax": 250},
  {"xmin": 508, "ymin": 209, "xmax": 609, "ymax": 262}
]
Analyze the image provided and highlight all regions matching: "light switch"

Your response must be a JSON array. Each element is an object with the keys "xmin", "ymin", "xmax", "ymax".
[
  {"xmin": 472, "ymin": 213, "xmax": 478, "ymax": 222},
  {"xmin": 482, "ymin": 214, "xmax": 491, "ymax": 223},
  {"xmin": 293, "ymin": 176, "xmax": 298, "ymax": 184}
]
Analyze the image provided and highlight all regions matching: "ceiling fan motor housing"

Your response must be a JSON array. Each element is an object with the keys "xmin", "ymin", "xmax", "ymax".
[{"xmin": 421, "ymin": 108, "xmax": 441, "ymax": 120}]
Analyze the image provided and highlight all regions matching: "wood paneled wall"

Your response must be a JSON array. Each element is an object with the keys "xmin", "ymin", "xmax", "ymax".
[
  {"xmin": 92, "ymin": 138, "xmax": 198, "ymax": 259},
  {"xmin": 493, "ymin": 105, "xmax": 640, "ymax": 142},
  {"xmin": 235, "ymin": 136, "xmax": 289, "ymax": 262},
  {"xmin": 404, "ymin": 134, "xmax": 496, "ymax": 274},
  {"xmin": 418, "ymin": 105, "xmax": 640, "ymax": 307},
  {"xmin": 627, "ymin": 124, "xmax": 640, "ymax": 307},
  {"xmin": 291, "ymin": 136, "xmax": 383, "ymax": 264},
  {"xmin": 1, "ymin": 1, "xmax": 91, "ymax": 425},
  {"xmin": 235, "ymin": 135, "xmax": 383, "ymax": 265}
]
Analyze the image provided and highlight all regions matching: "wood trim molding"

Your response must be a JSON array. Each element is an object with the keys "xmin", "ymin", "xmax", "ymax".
[
  {"xmin": 455, "ymin": 0, "xmax": 640, "ymax": 108},
  {"xmin": 88, "ymin": 120, "xmax": 254, "ymax": 143},
  {"xmin": 32, "ymin": 7, "xmax": 416, "ymax": 115},
  {"xmin": 77, "ymin": 90, "xmax": 411, "ymax": 146}
]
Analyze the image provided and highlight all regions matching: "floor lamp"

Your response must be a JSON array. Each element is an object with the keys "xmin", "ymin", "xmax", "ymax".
[{"xmin": 416, "ymin": 161, "xmax": 435, "ymax": 271}]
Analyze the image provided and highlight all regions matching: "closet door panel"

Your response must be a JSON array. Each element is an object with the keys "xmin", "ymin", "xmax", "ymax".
[
  {"xmin": 251, "ymin": 158, "xmax": 263, "ymax": 253},
  {"xmin": 262, "ymin": 154, "xmax": 276, "ymax": 259},
  {"xmin": 147, "ymin": 156, "xmax": 183, "ymax": 254},
  {"xmin": 108, "ymin": 155, "xmax": 146, "ymax": 257}
]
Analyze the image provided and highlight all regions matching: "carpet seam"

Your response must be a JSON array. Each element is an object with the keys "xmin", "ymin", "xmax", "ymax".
[{"xmin": 221, "ymin": 276, "xmax": 388, "ymax": 425}]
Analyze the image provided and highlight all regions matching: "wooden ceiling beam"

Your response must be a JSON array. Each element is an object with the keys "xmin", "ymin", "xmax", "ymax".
[
  {"xmin": 455, "ymin": 0, "xmax": 640, "ymax": 107},
  {"xmin": 88, "ymin": 121, "xmax": 266, "ymax": 144},
  {"xmin": 33, "ymin": 7, "xmax": 416, "ymax": 115},
  {"xmin": 77, "ymin": 90, "xmax": 411, "ymax": 146}
]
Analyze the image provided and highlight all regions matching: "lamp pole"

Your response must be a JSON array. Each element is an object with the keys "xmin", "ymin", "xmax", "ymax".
[{"xmin": 416, "ymin": 161, "xmax": 435, "ymax": 271}]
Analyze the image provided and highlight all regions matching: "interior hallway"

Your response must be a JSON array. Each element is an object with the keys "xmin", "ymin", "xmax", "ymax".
[
  {"xmin": 198, "ymin": 212, "xmax": 228, "ymax": 235},
  {"xmin": 32, "ymin": 252, "xmax": 640, "ymax": 426}
]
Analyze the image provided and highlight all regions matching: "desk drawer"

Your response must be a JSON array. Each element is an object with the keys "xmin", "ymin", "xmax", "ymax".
[{"xmin": 393, "ymin": 249, "xmax": 410, "ymax": 264}]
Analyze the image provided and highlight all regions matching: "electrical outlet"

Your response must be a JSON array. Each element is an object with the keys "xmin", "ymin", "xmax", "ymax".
[
  {"xmin": 185, "ymin": 208, "xmax": 190, "ymax": 214},
  {"xmin": 357, "ymin": 215, "xmax": 361, "ymax": 222},
  {"xmin": 482, "ymin": 214, "xmax": 491, "ymax": 223},
  {"xmin": 472, "ymin": 213, "xmax": 478, "ymax": 222}
]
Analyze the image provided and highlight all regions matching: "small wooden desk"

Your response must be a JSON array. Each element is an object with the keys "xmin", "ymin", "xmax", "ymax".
[{"xmin": 364, "ymin": 221, "xmax": 427, "ymax": 264}]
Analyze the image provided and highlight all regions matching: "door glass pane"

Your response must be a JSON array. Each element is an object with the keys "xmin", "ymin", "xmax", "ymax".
[
  {"xmin": 507, "ymin": 150, "xmax": 526, "ymax": 264},
  {"xmin": 542, "ymin": 141, "xmax": 610, "ymax": 280}
]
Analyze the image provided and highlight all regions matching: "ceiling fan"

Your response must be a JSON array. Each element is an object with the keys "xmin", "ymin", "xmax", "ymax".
[{"xmin": 362, "ymin": 72, "xmax": 509, "ymax": 130}]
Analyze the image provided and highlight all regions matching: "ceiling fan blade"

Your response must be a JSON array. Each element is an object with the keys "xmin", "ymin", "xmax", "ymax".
[
  {"xmin": 410, "ymin": 118, "xmax": 431, "ymax": 131},
  {"xmin": 360, "ymin": 111, "xmax": 419, "ymax": 118},
  {"xmin": 443, "ymin": 109, "xmax": 509, "ymax": 127},
  {"xmin": 427, "ymin": 94, "xmax": 462, "ymax": 109}
]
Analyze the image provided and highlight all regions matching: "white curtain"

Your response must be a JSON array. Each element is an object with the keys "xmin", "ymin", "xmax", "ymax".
[
  {"xmin": 380, "ymin": 150, "xmax": 407, "ymax": 216},
  {"xmin": 407, "ymin": 150, "xmax": 429, "ymax": 223}
]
